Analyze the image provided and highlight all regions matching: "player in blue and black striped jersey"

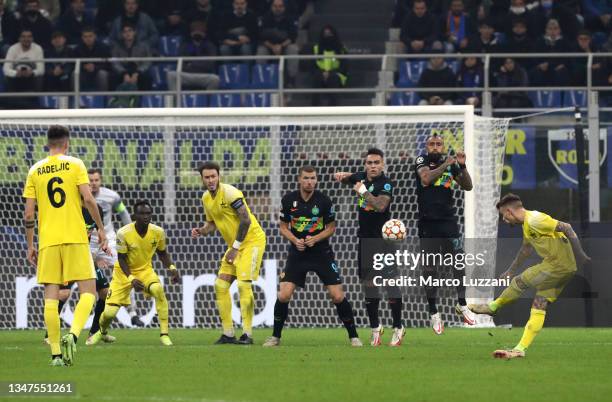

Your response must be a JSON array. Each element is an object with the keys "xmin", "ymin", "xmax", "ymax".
[{"xmin": 263, "ymin": 165, "xmax": 361, "ymax": 347}]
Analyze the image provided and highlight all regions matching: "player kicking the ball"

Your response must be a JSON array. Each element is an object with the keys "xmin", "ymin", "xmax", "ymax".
[
  {"xmin": 89, "ymin": 200, "xmax": 179, "ymax": 346},
  {"xmin": 470, "ymin": 193, "xmax": 590, "ymax": 359},
  {"xmin": 192, "ymin": 161, "xmax": 267, "ymax": 345},
  {"xmin": 263, "ymin": 165, "xmax": 361, "ymax": 347}
]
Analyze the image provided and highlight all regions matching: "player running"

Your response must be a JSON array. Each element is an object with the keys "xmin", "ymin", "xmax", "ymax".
[
  {"xmin": 415, "ymin": 133, "xmax": 475, "ymax": 334},
  {"xmin": 334, "ymin": 148, "xmax": 405, "ymax": 347},
  {"xmin": 88, "ymin": 168, "xmax": 145, "ymax": 328},
  {"xmin": 24, "ymin": 125, "xmax": 109, "ymax": 366},
  {"xmin": 192, "ymin": 161, "xmax": 267, "ymax": 345},
  {"xmin": 263, "ymin": 165, "xmax": 361, "ymax": 347},
  {"xmin": 470, "ymin": 193, "xmax": 590, "ymax": 359},
  {"xmin": 89, "ymin": 200, "xmax": 179, "ymax": 346}
]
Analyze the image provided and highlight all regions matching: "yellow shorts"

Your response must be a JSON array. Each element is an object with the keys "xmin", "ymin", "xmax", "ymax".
[
  {"xmin": 37, "ymin": 243, "xmax": 95, "ymax": 285},
  {"xmin": 520, "ymin": 261, "xmax": 576, "ymax": 302},
  {"xmin": 106, "ymin": 267, "xmax": 160, "ymax": 306},
  {"xmin": 219, "ymin": 238, "xmax": 266, "ymax": 281}
]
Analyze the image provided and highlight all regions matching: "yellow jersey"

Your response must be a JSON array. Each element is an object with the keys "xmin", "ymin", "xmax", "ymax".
[
  {"xmin": 115, "ymin": 223, "xmax": 167, "ymax": 273},
  {"xmin": 23, "ymin": 154, "xmax": 90, "ymax": 249},
  {"xmin": 523, "ymin": 210, "xmax": 575, "ymax": 268},
  {"xmin": 201, "ymin": 183, "xmax": 265, "ymax": 246}
]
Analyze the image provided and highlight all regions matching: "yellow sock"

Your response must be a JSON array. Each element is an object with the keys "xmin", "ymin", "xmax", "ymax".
[
  {"xmin": 214, "ymin": 278, "xmax": 233, "ymax": 336},
  {"xmin": 44, "ymin": 299, "xmax": 61, "ymax": 355},
  {"xmin": 149, "ymin": 283, "xmax": 169, "ymax": 334},
  {"xmin": 492, "ymin": 277, "xmax": 526, "ymax": 311},
  {"xmin": 237, "ymin": 280, "xmax": 254, "ymax": 336},
  {"xmin": 70, "ymin": 292, "xmax": 96, "ymax": 339},
  {"xmin": 99, "ymin": 304, "xmax": 120, "ymax": 334},
  {"xmin": 516, "ymin": 308, "xmax": 546, "ymax": 351}
]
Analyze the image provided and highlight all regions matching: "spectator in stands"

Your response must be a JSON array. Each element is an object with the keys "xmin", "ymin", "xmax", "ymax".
[
  {"xmin": 109, "ymin": 0, "xmax": 159, "ymax": 50},
  {"xmin": 160, "ymin": 8, "xmax": 188, "ymax": 37},
  {"xmin": 74, "ymin": 26, "xmax": 111, "ymax": 91},
  {"xmin": 167, "ymin": 20, "xmax": 219, "ymax": 92},
  {"xmin": 19, "ymin": 0, "xmax": 54, "ymax": 48},
  {"xmin": 530, "ymin": 0, "xmax": 578, "ymax": 39},
  {"xmin": 503, "ymin": 18, "xmax": 535, "ymax": 69},
  {"xmin": 530, "ymin": 18, "xmax": 571, "ymax": 86},
  {"xmin": 45, "ymin": 31, "xmax": 74, "ymax": 92},
  {"xmin": 570, "ymin": 30, "xmax": 602, "ymax": 85},
  {"xmin": 442, "ymin": 0, "xmax": 476, "ymax": 52},
  {"xmin": 0, "ymin": 0, "xmax": 20, "ymax": 54},
  {"xmin": 57, "ymin": 0, "xmax": 95, "ymax": 46},
  {"xmin": 399, "ymin": 0, "xmax": 441, "ymax": 54},
  {"xmin": 498, "ymin": 0, "xmax": 535, "ymax": 37},
  {"xmin": 493, "ymin": 57, "xmax": 532, "ymax": 108},
  {"xmin": 456, "ymin": 56, "xmax": 483, "ymax": 106},
  {"xmin": 465, "ymin": 18, "xmax": 500, "ymax": 53},
  {"xmin": 311, "ymin": 24, "xmax": 347, "ymax": 106},
  {"xmin": 95, "ymin": 0, "xmax": 123, "ymax": 35},
  {"xmin": 582, "ymin": 0, "xmax": 611, "ymax": 34},
  {"xmin": 3, "ymin": 29, "xmax": 44, "ymax": 108},
  {"xmin": 417, "ymin": 47, "xmax": 457, "ymax": 105},
  {"xmin": 217, "ymin": 0, "xmax": 258, "ymax": 56},
  {"xmin": 111, "ymin": 22, "xmax": 152, "ymax": 91},
  {"xmin": 256, "ymin": 0, "xmax": 299, "ymax": 85},
  {"xmin": 184, "ymin": 0, "xmax": 214, "ymax": 24}
]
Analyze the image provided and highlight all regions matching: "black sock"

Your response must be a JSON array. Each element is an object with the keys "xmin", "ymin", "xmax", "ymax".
[
  {"xmin": 389, "ymin": 298, "xmax": 403, "ymax": 328},
  {"xmin": 365, "ymin": 298, "xmax": 380, "ymax": 328},
  {"xmin": 334, "ymin": 298, "xmax": 358, "ymax": 338},
  {"xmin": 89, "ymin": 298, "xmax": 106, "ymax": 335},
  {"xmin": 272, "ymin": 299, "xmax": 289, "ymax": 338},
  {"xmin": 453, "ymin": 268, "xmax": 467, "ymax": 306},
  {"xmin": 426, "ymin": 285, "xmax": 438, "ymax": 314}
]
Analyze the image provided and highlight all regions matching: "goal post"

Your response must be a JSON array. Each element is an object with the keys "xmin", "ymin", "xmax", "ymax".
[{"xmin": 0, "ymin": 106, "xmax": 509, "ymax": 329}]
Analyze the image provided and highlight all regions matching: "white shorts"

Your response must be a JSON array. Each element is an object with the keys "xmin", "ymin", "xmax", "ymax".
[{"xmin": 90, "ymin": 238, "xmax": 118, "ymax": 267}]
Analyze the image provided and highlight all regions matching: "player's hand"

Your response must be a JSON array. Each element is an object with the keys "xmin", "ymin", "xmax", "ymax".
[
  {"xmin": 456, "ymin": 151, "xmax": 466, "ymax": 164},
  {"xmin": 333, "ymin": 172, "xmax": 350, "ymax": 183},
  {"xmin": 294, "ymin": 238, "xmax": 306, "ymax": 251},
  {"xmin": 225, "ymin": 248, "xmax": 239, "ymax": 264},
  {"xmin": 131, "ymin": 278, "xmax": 145, "ymax": 291},
  {"xmin": 97, "ymin": 229, "xmax": 111, "ymax": 255},
  {"xmin": 191, "ymin": 227, "xmax": 202, "ymax": 238},
  {"xmin": 95, "ymin": 257, "xmax": 112, "ymax": 269},
  {"xmin": 27, "ymin": 247, "xmax": 38, "ymax": 267},
  {"xmin": 169, "ymin": 268, "xmax": 180, "ymax": 284},
  {"xmin": 442, "ymin": 155, "xmax": 456, "ymax": 168},
  {"xmin": 304, "ymin": 235, "xmax": 317, "ymax": 248},
  {"xmin": 576, "ymin": 252, "xmax": 591, "ymax": 267},
  {"xmin": 353, "ymin": 181, "xmax": 366, "ymax": 195},
  {"xmin": 499, "ymin": 268, "xmax": 516, "ymax": 280}
]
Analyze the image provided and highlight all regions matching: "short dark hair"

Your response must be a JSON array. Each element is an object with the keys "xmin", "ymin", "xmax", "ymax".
[
  {"xmin": 47, "ymin": 125, "xmax": 69, "ymax": 147},
  {"xmin": 577, "ymin": 29, "xmax": 591, "ymax": 38},
  {"xmin": 198, "ymin": 161, "xmax": 220, "ymax": 175},
  {"xmin": 88, "ymin": 168, "xmax": 102, "ymax": 175},
  {"xmin": 121, "ymin": 21, "xmax": 136, "ymax": 31},
  {"xmin": 366, "ymin": 147, "xmax": 384, "ymax": 159},
  {"xmin": 298, "ymin": 165, "xmax": 316, "ymax": 176},
  {"xmin": 496, "ymin": 193, "xmax": 522, "ymax": 210},
  {"xmin": 81, "ymin": 25, "xmax": 96, "ymax": 34},
  {"xmin": 133, "ymin": 200, "xmax": 152, "ymax": 213}
]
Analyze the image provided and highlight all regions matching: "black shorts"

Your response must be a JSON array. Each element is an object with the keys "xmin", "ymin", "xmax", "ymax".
[
  {"xmin": 281, "ymin": 248, "xmax": 342, "ymax": 288},
  {"xmin": 418, "ymin": 219, "xmax": 463, "ymax": 270},
  {"xmin": 60, "ymin": 266, "xmax": 109, "ymax": 292}
]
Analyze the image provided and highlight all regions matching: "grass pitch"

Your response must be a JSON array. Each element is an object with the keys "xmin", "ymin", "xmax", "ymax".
[{"xmin": 2, "ymin": 328, "xmax": 612, "ymax": 402}]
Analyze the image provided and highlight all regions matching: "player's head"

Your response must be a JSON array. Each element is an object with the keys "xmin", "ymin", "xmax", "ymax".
[
  {"xmin": 496, "ymin": 193, "xmax": 524, "ymax": 225},
  {"xmin": 198, "ymin": 161, "xmax": 220, "ymax": 193},
  {"xmin": 88, "ymin": 167, "xmax": 102, "ymax": 194},
  {"xmin": 426, "ymin": 133, "xmax": 445, "ymax": 160},
  {"xmin": 365, "ymin": 147, "xmax": 385, "ymax": 179},
  {"xmin": 47, "ymin": 125, "xmax": 70, "ymax": 152},
  {"xmin": 132, "ymin": 200, "xmax": 152, "ymax": 226},
  {"xmin": 298, "ymin": 165, "xmax": 317, "ymax": 193}
]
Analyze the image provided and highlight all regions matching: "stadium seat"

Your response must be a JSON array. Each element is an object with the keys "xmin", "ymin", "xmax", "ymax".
[
  {"xmin": 40, "ymin": 96, "xmax": 60, "ymax": 109},
  {"xmin": 389, "ymin": 91, "xmax": 420, "ymax": 106},
  {"xmin": 180, "ymin": 94, "xmax": 208, "ymax": 107},
  {"xmin": 151, "ymin": 63, "xmax": 176, "ymax": 90},
  {"xmin": 159, "ymin": 36, "xmax": 182, "ymax": 57},
  {"xmin": 209, "ymin": 93, "xmax": 242, "ymax": 107},
  {"xmin": 140, "ymin": 95, "xmax": 165, "ymax": 108},
  {"xmin": 251, "ymin": 64, "xmax": 279, "ymax": 89},
  {"xmin": 397, "ymin": 60, "xmax": 426, "ymax": 87},
  {"xmin": 447, "ymin": 60, "xmax": 459, "ymax": 74},
  {"xmin": 218, "ymin": 63, "xmax": 250, "ymax": 89},
  {"xmin": 563, "ymin": 90, "xmax": 587, "ymax": 108},
  {"xmin": 244, "ymin": 93, "xmax": 271, "ymax": 107},
  {"xmin": 528, "ymin": 90, "xmax": 562, "ymax": 108},
  {"xmin": 79, "ymin": 95, "xmax": 106, "ymax": 108}
]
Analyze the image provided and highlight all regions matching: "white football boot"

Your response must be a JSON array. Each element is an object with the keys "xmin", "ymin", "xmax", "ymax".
[
  {"xmin": 389, "ymin": 327, "xmax": 406, "ymax": 347},
  {"xmin": 455, "ymin": 304, "xmax": 476, "ymax": 326},
  {"xmin": 431, "ymin": 313, "xmax": 444, "ymax": 335},
  {"xmin": 370, "ymin": 325, "xmax": 384, "ymax": 346}
]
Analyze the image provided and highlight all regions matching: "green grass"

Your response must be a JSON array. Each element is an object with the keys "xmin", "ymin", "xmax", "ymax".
[{"xmin": 1, "ymin": 328, "xmax": 612, "ymax": 402}]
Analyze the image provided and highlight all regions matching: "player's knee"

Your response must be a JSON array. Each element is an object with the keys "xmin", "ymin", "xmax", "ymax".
[
  {"xmin": 532, "ymin": 296, "xmax": 548, "ymax": 311},
  {"xmin": 237, "ymin": 280, "xmax": 252, "ymax": 294},
  {"xmin": 58, "ymin": 289, "xmax": 71, "ymax": 302},
  {"xmin": 148, "ymin": 282, "xmax": 166, "ymax": 300},
  {"xmin": 277, "ymin": 290, "xmax": 292, "ymax": 303},
  {"xmin": 328, "ymin": 288, "xmax": 345, "ymax": 304},
  {"xmin": 214, "ymin": 277, "xmax": 231, "ymax": 293},
  {"xmin": 511, "ymin": 276, "xmax": 528, "ymax": 291}
]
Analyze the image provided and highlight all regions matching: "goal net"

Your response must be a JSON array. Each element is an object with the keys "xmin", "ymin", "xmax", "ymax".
[{"xmin": 0, "ymin": 106, "xmax": 509, "ymax": 330}]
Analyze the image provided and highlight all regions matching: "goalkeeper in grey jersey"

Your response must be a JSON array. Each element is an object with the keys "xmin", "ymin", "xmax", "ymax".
[{"xmin": 88, "ymin": 168, "xmax": 144, "ymax": 327}]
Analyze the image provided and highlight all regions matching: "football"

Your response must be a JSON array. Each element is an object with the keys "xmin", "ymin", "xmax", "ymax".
[{"xmin": 381, "ymin": 219, "xmax": 407, "ymax": 241}]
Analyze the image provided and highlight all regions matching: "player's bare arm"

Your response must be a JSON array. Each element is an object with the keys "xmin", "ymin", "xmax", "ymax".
[
  {"xmin": 417, "ymin": 156, "xmax": 455, "ymax": 186},
  {"xmin": 118, "ymin": 252, "xmax": 144, "ymax": 291},
  {"xmin": 333, "ymin": 172, "xmax": 352, "ymax": 184},
  {"xmin": 156, "ymin": 249, "xmax": 180, "ymax": 283},
  {"xmin": 304, "ymin": 221, "xmax": 336, "ymax": 248},
  {"xmin": 24, "ymin": 197, "xmax": 37, "ymax": 267},
  {"xmin": 79, "ymin": 183, "xmax": 110, "ymax": 255},
  {"xmin": 225, "ymin": 203, "xmax": 251, "ymax": 264},
  {"xmin": 500, "ymin": 241, "xmax": 533, "ymax": 279},
  {"xmin": 352, "ymin": 181, "xmax": 391, "ymax": 212},
  {"xmin": 279, "ymin": 220, "xmax": 305, "ymax": 251},
  {"xmin": 555, "ymin": 221, "xmax": 591, "ymax": 266},
  {"xmin": 191, "ymin": 221, "xmax": 217, "ymax": 238},
  {"xmin": 452, "ymin": 151, "xmax": 473, "ymax": 191}
]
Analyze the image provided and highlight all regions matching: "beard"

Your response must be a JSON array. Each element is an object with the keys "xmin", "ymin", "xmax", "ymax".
[{"xmin": 428, "ymin": 152, "xmax": 445, "ymax": 164}]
